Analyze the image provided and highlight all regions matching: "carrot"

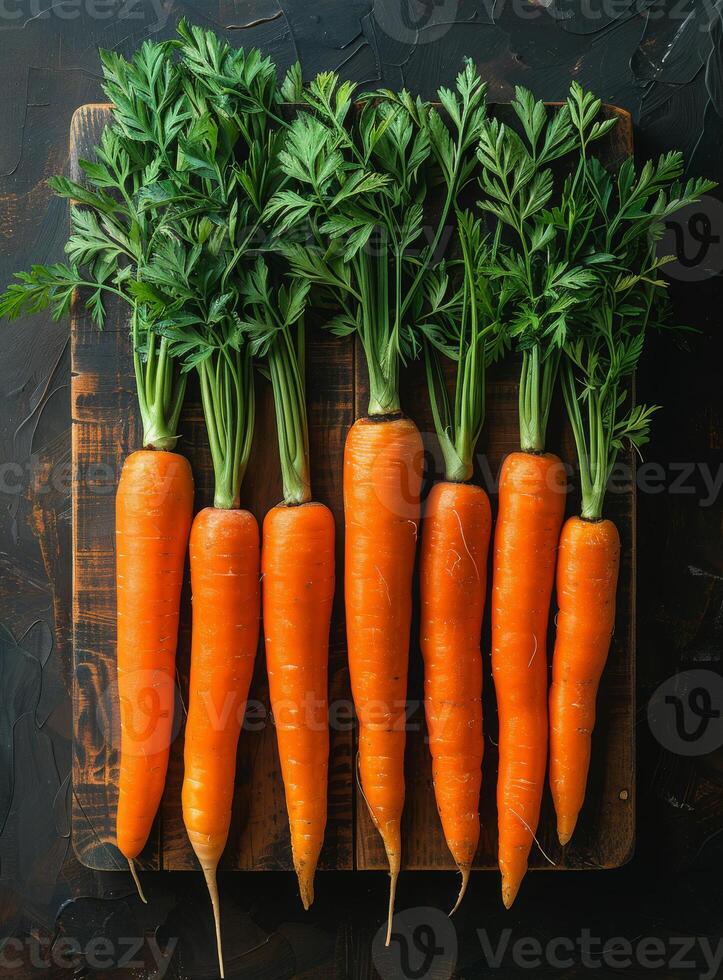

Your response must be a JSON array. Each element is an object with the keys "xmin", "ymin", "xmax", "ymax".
[
  {"xmin": 241, "ymin": 265, "xmax": 335, "ymax": 909},
  {"xmin": 345, "ymin": 415, "xmax": 423, "ymax": 938},
  {"xmin": 182, "ymin": 507, "xmax": 259, "ymax": 970},
  {"xmin": 115, "ymin": 450, "xmax": 194, "ymax": 877},
  {"xmin": 547, "ymin": 129, "xmax": 714, "ymax": 846},
  {"xmin": 491, "ymin": 451, "xmax": 566, "ymax": 907},
  {"xmin": 418, "ymin": 211, "xmax": 500, "ymax": 910},
  {"xmin": 420, "ymin": 481, "xmax": 490, "ymax": 908},
  {"xmin": 549, "ymin": 517, "xmax": 619, "ymax": 843},
  {"xmin": 263, "ymin": 501, "xmax": 334, "ymax": 907}
]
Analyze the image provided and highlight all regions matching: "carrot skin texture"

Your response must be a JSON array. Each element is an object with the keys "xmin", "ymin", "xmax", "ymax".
[
  {"xmin": 262, "ymin": 501, "xmax": 335, "ymax": 910},
  {"xmin": 182, "ymin": 507, "xmax": 260, "ymax": 865},
  {"xmin": 182, "ymin": 506, "xmax": 260, "ymax": 979},
  {"xmin": 116, "ymin": 450, "xmax": 194, "ymax": 860},
  {"xmin": 420, "ymin": 481, "xmax": 490, "ymax": 894},
  {"xmin": 491, "ymin": 451, "xmax": 566, "ymax": 908},
  {"xmin": 344, "ymin": 416, "xmax": 424, "ymax": 916},
  {"xmin": 549, "ymin": 516, "xmax": 620, "ymax": 846}
]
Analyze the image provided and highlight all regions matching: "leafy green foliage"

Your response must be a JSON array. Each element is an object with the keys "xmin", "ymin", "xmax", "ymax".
[
  {"xmin": 266, "ymin": 61, "xmax": 488, "ymax": 415},
  {"xmin": 552, "ymin": 90, "xmax": 717, "ymax": 518}
]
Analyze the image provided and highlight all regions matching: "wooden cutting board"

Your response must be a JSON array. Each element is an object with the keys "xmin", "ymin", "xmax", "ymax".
[{"xmin": 71, "ymin": 103, "xmax": 635, "ymax": 874}]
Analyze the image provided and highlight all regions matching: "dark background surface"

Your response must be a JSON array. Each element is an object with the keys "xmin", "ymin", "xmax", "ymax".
[{"xmin": 0, "ymin": 2, "xmax": 721, "ymax": 977}]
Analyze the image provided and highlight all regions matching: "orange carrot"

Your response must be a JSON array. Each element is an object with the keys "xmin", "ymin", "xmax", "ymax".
[
  {"xmin": 345, "ymin": 415, "xmax": 424, "ymax": 942},
  {"xmin": 491, "ymin": 451, "xmax": 566, "ymax": 908},
  {"xmin": 549, "ymin": 517, "xmax": 619, "ymax": 844},
  {"xmin": 420, "ymin": 481, "xmax": 491, "ymax": 909},
  {"xmin": 116, "ymin": 450, "xmax": 194, "ymax": 890},
  {"xmin": 263, "ymin": 501, "xmax": 335, "ymax": 908},
  {"xmin": 182, "ymin": 507, "xmax": 260, "ymax": 976}
]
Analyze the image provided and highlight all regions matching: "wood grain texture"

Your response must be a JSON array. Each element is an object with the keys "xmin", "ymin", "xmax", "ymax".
[
  {"xmin": 72, "ymin": 103, "xmax": 634, "ymax": 875},
  {"xmin": 70, "ymin": 104, "xmax": 353, "ymax": 873}
]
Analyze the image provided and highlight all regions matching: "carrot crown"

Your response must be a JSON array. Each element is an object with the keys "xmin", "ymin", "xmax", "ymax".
[{"xmin": 267, "ymin": 63, "xmax": 487, "ymax": 417}]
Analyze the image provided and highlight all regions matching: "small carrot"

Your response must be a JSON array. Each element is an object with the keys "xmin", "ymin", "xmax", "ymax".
[
  {"xmin": 549, "ymin": 516, "xmax": 619, "ymax": 844},
  {"xmin": 419, "ymin": 210, "xmax": 499, "ymax": 910},
  {"xmin": 548, "ymin": 140, "xmax": 714, "ymax": 845},
  {"xmin": 420, "ymin": 482, "xmax": 490, "ymax": 907},
  {"xmin": 241, "ymin": 261, "xmax": 335, "ymax": 909}
]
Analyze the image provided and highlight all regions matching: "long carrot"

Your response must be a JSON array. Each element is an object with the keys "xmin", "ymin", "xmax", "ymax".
[
  {"xmin": 241, "ymin": 261, "xmax": 335, "ymax": 908},
  {"xmin": 182, "ymin": 507, "xmax": 259, "ymax": 972},
  {"xmin": 116, "ymin": 450, "xmax": 194, "ymax": 890},
  {"xmin": 419, "ymin": 210, "xmax": 499, "ymax": 909},
  {"xmin": 548, "ymin": 137, "xmax": 714, "ymax": 846},
  {"xmin": 492, "ymin": 451, "xmax": 565, "ymax": 906},
  {"xmin": 179, "ymin": 332, "xmax": 257, "ymax": 980},
  {"xmin": 268, "ymin": 64, "xmax": 487, "ymax": 940},
  {"xmin": 263, "ymin": 501, "xmax": 334, "ymax": 906},
  {"xmin": 345, "ymin": 414, "xmax": 423, "ymax": 934}
]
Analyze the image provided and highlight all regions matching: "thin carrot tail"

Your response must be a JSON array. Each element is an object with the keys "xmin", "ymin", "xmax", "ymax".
[
  {"xmin": 501, "ymin": 868, "xmax": 522, "ymax": 910},
  {"xmin": 557, "ymin": 812, "xmax": 578, "ymax": 847},
  {"xmin": 384, "ymin": 840, "xmax": 401, "ymax": 948},
  {"xmin": 128, "ymin": 858, "xmax": 147, "ymax": 904},
  {"xmin": 201, "ymin": 863, "xmax": 224, "ymax": 979},
  {"xmin": 295, "ymin": 860, "xmax": 315, "ymax": 911},
  {"xmin": 449, "ymin": 864, "xmax": 471, "ymax": 917}
]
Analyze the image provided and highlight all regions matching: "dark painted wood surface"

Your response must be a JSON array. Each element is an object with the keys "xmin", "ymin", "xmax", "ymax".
[
  {"xmin": 71, "ymin": 103, "xmax": 634, "ymax": 875},
  {"xmin": 1, "ymin": 4, "xmax": 721, "ymax": 977}
]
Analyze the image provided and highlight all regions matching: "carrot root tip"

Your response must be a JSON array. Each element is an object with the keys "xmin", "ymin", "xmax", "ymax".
[
  {"xmin": 501, "ymin": 873, "xmax": 521, "ymax": 910},
  {"xmin": 557, "ymin": 815, "xmax": 577, "ymax": 847},
  {"xmin": 297, "ymin": 869, "xmax": 315, "ymax": 911},
  {"xmin": 384, "ymin": 868, "xmax": 399, "ymax": 947},
  {"xmin": 449, "ymin": 865, "xmax": 471, "ymax": 917},
  {"xmin": 202, "ymin": 864, "xmax": 224, "ymax": 980},
  {"xmin": 128, "ymin": 858, "xmax": 147, "ymax": 904}
]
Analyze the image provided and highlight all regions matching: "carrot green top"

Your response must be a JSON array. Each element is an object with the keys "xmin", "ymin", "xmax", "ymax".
[
  {"xmin": 239, "ymin": 258, "xmax": 311, "ymax": 505},
  {"xmin": 558, "ymin": 150, "xmax": 715, "ymax": 520},
  {"xmin": 476, "ymin": 84, "xmax": 619, "ymax": 454},
  {"xmin": 421, "ymin": 211, "xmax": 506, "ymax": 483},
  {"xmin": 267, "ymin": 63, "xmax": 487, "ymax": 418}
]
